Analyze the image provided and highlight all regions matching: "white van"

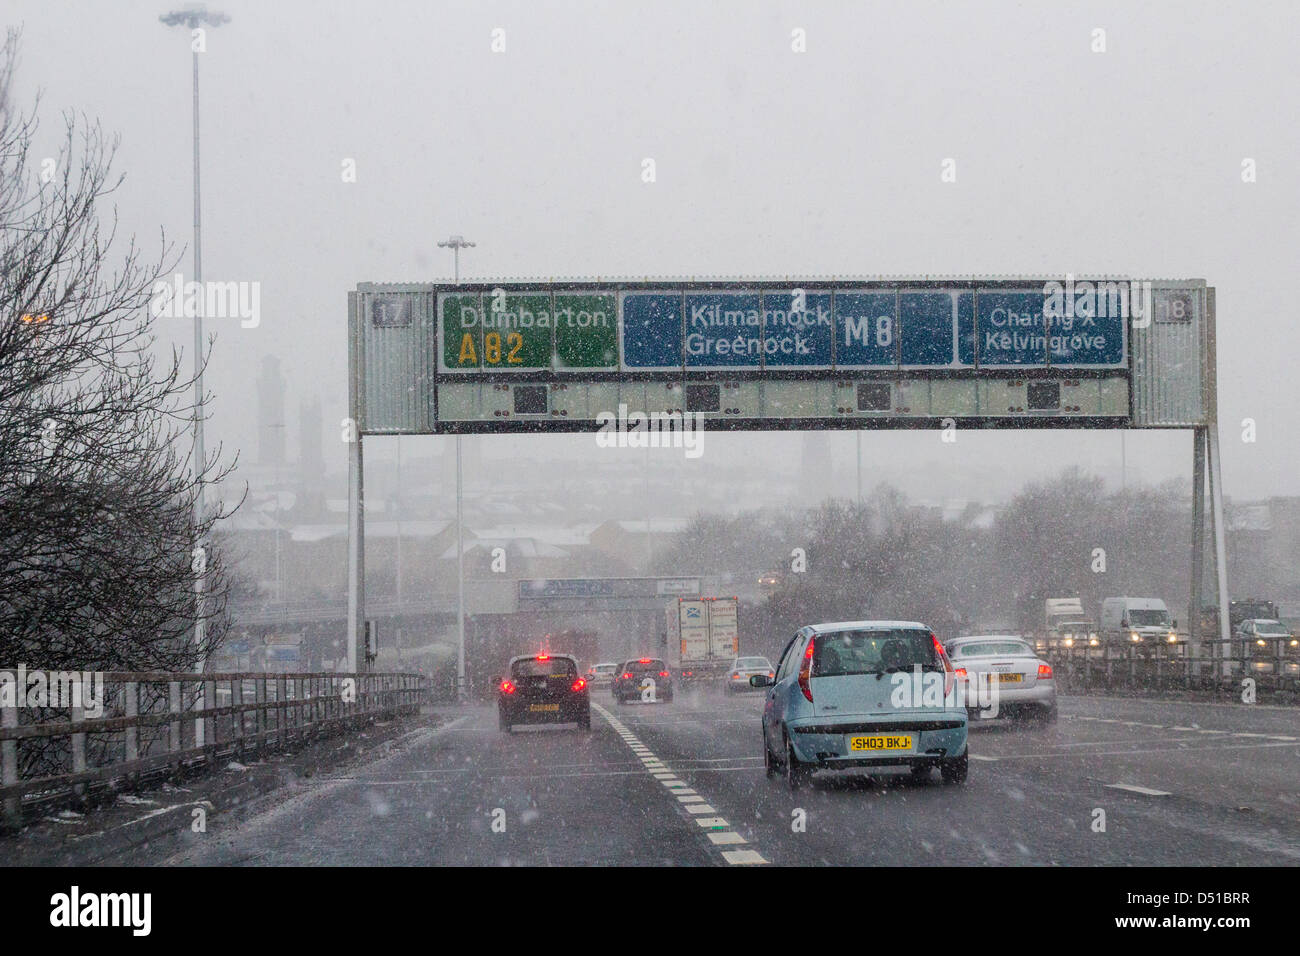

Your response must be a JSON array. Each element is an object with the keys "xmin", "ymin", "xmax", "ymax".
[{"xmin": 1100, "ymin": 597, "xmax": 1176, "ymax": 649}]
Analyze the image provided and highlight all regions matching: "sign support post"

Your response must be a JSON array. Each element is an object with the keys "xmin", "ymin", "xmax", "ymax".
[
  {"xmin": 1189, "ymin": 426, "xmax": 1206, "ymax": 672},
  {"xmin": 346, "ymin": 292, "xmax": 365, "ymax": 673}
]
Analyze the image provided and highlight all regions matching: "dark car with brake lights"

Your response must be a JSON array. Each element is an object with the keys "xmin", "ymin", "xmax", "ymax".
[
  {"xmin": 612, "ymin": 658, "xmax": 673, "ymax": 703},
  {"xmin": 496, "ymin": 653, "xmax": 590, "ymax": 732}
]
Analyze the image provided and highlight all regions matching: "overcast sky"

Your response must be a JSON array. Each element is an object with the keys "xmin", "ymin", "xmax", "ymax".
[{"xmin": 10, "ymin": 1, "xmax": 1299, "ymax": 507}]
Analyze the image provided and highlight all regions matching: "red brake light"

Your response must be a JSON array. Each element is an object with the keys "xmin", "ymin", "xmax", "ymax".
[
  {"xmin": 1037, "ymin": 663, "xmax": 1054, "ymax": 680},
  {"xmin": 500, "ymin": 680, "xmax": 516, "ymax": 694},
  {"xmin": 954, "ymin": 667, "xmax": 967, "ymax": 679},
  {"xmin": 658, "ymin": 671, "xmax": 669, "ymax": 677},
  {"xmin": 571, "ymin": 678, "xmax": 587, "ymax": 692},
  {"xmin": 933, "ymin": 633, "xmax": 954, "ymax": 697},
  {"xmin": 622, "ymin": 672, "xmax": 633, "ymax": 680},
  {"xmin": 638, "ymin": 658, "xmax": 651, "ymax": 663},
  {"xmin": 537, "ymin": 653, "xmax": 550, "ymax": 661},
  {"xmin": 798, "ymin": 638, "xmax": 815, "ymax": 702}
]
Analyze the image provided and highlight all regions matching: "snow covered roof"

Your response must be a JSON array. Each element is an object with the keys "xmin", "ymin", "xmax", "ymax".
[{"xmin": 441, "ymin": 538, "xmax": 570, "ymax": 559}]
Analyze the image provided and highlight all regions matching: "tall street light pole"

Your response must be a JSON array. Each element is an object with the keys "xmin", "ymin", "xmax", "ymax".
[
  {"xmin": 161, "ymin": 4, "xmax": 228, "ymax": 744},
  {"xmin": 438, "ymin": 236, "xmax": 475, "ymax": 700}
]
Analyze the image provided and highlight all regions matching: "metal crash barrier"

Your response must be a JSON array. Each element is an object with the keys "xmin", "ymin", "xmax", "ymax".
[
  {"xmin": 1035, "ymin": 637, "xmax": 1300, "ymax": 695},
  {"xmin": 0, "ymin": 671, "xmax": 429, "ymax": 828}
]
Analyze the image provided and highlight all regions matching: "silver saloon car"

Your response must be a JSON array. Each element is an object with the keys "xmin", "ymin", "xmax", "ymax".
[
  {"xmin": 752, "ymin": 621, "xmax": 969, "ymax": 789},
  {"xmin": 944, "ymin": 635, "xmax": 1057, "ymax": 723},
  {"xmin": 723, "ymin": 656, "xmax": 775, "ymax": 693}
]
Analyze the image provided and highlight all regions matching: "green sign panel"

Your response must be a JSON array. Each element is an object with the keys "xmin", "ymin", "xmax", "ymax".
[
  {"xmin": 554, "ymin": 293, "xmax": 617, "ymax": 369},
  {"xmin": 439, "ymin": 291, "xmax": 617, "ymax": 371}
]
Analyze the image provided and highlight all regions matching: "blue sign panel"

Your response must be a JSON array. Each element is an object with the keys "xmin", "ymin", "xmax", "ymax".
[
  {"xmin": 977, "ymin": 290, "xmax": 1125, "ymax": 368},
  {"xmin": 616, "ymin": 285, "xmax": 1126, "ymax": 372},
  {"xmin": 977, "ymin": 291, "xmax": 1051, "ymax": 366},
  {"xmin": 835, "ymin": 293, "xmax": 898, "ymax": 367},
  {"xmin": 621, "ymin": 293, "xmax": 682, "ymax": 369},
  {"xmin": 1046, "ymin": 307, "xmax": 1125, "ymax": 367},
  {"xmin": 900, "ymin": 292, "xmax": 976, "ymax": 367},
  {"xmin": 684, "ymin": 292, "xmax": 763, "ymax": 368},
  {"xmin": 761, "ymin": 291, "xmax": 832, "ymax": 367}
]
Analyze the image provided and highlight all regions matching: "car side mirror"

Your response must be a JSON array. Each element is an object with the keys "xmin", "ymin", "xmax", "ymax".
[{"xmin": 749, "ymin": 674, "xmax": 773, "ymax": 688}]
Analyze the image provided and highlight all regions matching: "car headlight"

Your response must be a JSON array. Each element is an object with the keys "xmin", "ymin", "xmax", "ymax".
[
  {"xmin": 1089, "ymin": 637, "xmax": 1099, "ymax": 646},
  {"xmin": 1168, "ymin": 632, "xmax": 1177, "ymax": 643},
  {"xmin": 1131, "ymin": 632, "xmax": 1141, "ymax": 642},
  {"xmin": 1063, "ymin": 637, "xmax": 1074, "ymax": 647}
]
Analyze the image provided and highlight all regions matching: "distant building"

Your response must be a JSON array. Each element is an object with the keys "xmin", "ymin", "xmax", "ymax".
[
  {"xmin": 799, "ymin": 432, "xmax": 833, "ymax": 491},
  {"xmin": 589, "ymin": 518, "xmax": 691, "ymax": 570},
  {"xmin": 257, "ymin": 356, "xmax": 286, "ymax": 466},
  {"xmin": 299, "ymin": 394, "xmax": 324, "ymax": 517}
]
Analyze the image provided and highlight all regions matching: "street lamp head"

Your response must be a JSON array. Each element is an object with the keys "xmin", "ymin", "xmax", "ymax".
[
  {"xmin": 437, "ymin": 235, "xmax": 476, "ymax": 250},
  {"xmin": 160, "ymin": 6, "xmax": 230, "ymax": 29}
]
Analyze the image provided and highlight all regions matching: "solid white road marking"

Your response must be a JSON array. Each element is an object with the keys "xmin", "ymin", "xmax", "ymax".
[
  {"xmin": 591, "ymin": 701, "xmax": 765, "ymax": 864},
  {"xmin": 969, "ymin": 754, "xmax": 998, "ymax": 762}
]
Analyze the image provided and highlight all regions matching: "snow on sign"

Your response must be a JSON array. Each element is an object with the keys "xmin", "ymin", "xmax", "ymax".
[
  {"xmin": 440, "ymin": 291, "xmax": 617, "ymax": 371},
  {"xmin": 432, "ymin": 283, "xmax": 1135, "ymax": 372}
]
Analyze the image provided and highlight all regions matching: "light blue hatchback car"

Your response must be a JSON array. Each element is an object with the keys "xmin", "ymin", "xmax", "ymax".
[{"xmin": 751, "ymin": 621, "xmax": 969, "ymax": 789}]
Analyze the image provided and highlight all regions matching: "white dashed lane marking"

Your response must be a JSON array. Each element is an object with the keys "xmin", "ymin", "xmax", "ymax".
[
  {"xmin": 593, "ymin": 702, "xmax": 768, "ymax": 865},
  {"xmin": 1106, "ymin": 783, "xmax": 1173, "ymax": 796}
]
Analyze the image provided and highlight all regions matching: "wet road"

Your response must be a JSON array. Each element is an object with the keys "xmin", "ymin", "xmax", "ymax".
[{"xmin": 161, "ymin": 691, "xmax": 1300, "ymax": 866}]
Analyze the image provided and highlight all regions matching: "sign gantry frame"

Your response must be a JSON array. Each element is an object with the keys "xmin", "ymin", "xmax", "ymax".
[{"xmin": 344, "ymin": 277, "xmax": 1230, "ymax": 677}]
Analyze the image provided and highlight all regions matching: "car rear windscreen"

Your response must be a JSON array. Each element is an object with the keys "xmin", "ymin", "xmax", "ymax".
[
  {"xmin": 736, "ymin": 658, "xmax": 769, "ymax": 668},
  {"xmin": 813, "ymin": 629, "xmax": 937, "ymax": 676},
  {"xmin": 626, "ymin": 660, "xmax": 665, "ymax": 673},
  {"xmin": 953, "ymin": 641, "xmax": 1032, "ymax": 657},
  {"xmin": 513, "ymin": 658, "xmax": 577, "ymax": 678}
]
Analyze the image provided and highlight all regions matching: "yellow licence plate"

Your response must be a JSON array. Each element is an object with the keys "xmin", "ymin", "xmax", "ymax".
[
  {"xmin": 849, "ymin": 734, "xmax": 913, "ymax": 752},
  {"xmin": 528, "ymin": 703, "xmax": 560, "ymax": 712},
  {"xmin": 998, "ymin": 673, "xmax": 1023, "ymax": 683}
]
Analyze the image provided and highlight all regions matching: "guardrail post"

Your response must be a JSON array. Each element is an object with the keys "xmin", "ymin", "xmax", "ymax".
[
  {"xmin": 276, "ymin": 675, "xmax": 286, "ymax": 745},
  {"xmin": 168, "ymin": 681, "xmax": 182, "ymax": 753},
  {"xmin": 70, "ymin": 704, "xmax": 86, "ymax": 800},
  {"xmin": 255, "ymin": 678, "xmax": 266, "ymax": 749},
  {"xmin": 2, "ymin": 700, "xmax": 19, "ymax": 828},
  {"xmin": 232, "ymin": 677, "xmax": 243, "ymax": 747},
  {"xmin": 203, "ymin": 678, "xmax": 216, "ymax": 752},
  {"xmin": 124, "ymin": 681, "xmax": 139, "ymax": 766}
]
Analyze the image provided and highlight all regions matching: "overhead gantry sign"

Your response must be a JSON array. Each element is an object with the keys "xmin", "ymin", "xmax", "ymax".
[{"xmin": 345, "ymin": 277, "xmax": 1228, "ymax": 669}]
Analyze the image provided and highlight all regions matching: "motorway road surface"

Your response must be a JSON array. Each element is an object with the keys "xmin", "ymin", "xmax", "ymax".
[{"xmin": 161, "ymin": 691, "xmax": 1300, "ymax": 866}]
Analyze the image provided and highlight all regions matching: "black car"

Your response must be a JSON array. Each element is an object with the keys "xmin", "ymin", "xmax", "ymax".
[
  {"xmin": 611, "ymin": 658, "xmax": 673, "ymax": 703},
  {"xmin": 496, "ymin": 653, "xmax": 591, "ymax": 732}
]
